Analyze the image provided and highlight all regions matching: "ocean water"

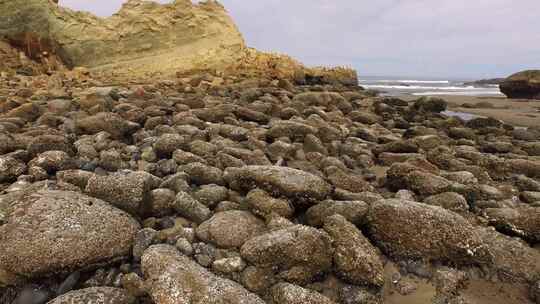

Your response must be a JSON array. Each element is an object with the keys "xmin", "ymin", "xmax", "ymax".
[{"xmin": 359, "ymin": 76, "xmax": 503, "ymax": 97}]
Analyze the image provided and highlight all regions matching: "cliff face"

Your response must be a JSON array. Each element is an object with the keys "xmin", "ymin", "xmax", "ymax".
[
  {"xmin": 0, "ymin": 0, "xmax": 245, "ymax": 74},
  {"xmin": 0, "ymin": 0, "xmax": 358, "ymax": 86}
]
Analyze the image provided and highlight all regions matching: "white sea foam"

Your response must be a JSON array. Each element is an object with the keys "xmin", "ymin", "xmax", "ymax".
[
  {"xmin": 413, "ymin": 91, "xmax": 504, "ymax": 96},
  {"xmin": 363, "ymin": 85, "xmax": 476, "ymax": 90}
]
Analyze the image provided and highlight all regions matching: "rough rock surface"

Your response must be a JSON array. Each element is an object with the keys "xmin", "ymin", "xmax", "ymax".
[
  {"xmin": 224, "ymin": 166, "xmax": 332, "ymax": 205},
  {"xmin": 500, "ymin": 70, "xmax": 540, "ymax": 99},
  {"xmin": 142, "ymin": 244, "xmax": 265, "ymax": 304},
  {"xmin": 85, "ymin": 171, "xmax": 160, "ymax": 215},
  {"xmin": 240, "ymin": 225, "xmax": 333, "ymax": 283},
  {"xmin": 367, "ymin": 199, "xmax": 487, "ymax": 263},
  {"xmin": 47, "ymin": 287, "xmax": 136, "ymax": 304},
  {"xmin": 0, "ymin": 190, "xmax": 139, "ymax": 278},
  {"xmin": 196, "ymin": 210, "xmax": 266, "ymax": 248},
  {"xmin": 270, "ymin": 283, "xmax": 336, "ymax": 304},
  {"xmin": 323, "ymin": 215, "xmax": 384, "ymax": 287},
  {"xmin": 485, "ymin": 207, "xmax": 540, "ymax": 242}
]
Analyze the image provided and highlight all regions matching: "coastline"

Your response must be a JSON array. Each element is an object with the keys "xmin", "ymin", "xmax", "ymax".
[{"xmin": 402, "ymin": 95, "xmax": 540, "ymax": 128}]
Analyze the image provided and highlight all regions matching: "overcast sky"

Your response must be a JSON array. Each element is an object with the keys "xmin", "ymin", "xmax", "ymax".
[{"xmin": 60, "ymin": 0, "xmax": 540, "ymax": 79}]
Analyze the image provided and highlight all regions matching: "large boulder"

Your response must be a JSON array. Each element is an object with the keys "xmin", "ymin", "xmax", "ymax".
[
  {"xmin": 224, "ymin": 166, "xmax": 332, "ymax": 205},
  {"xmin": 142, "ymin": 245, "xmax": 265, "ymax": 304},
  {"xmin": 367, "ymin": 199, "xmax": 487, "ymax": 264},
  {"xmin": 47, "ymin": 287, "xmax": 135, "ymax": 304},
  {"xmin": 500, "ymin": 70, "xmax": 540, "ymax": 99},
  {"xmin": 240, "ymin": 225, "xmax": 333, "ymax": 284},
  {"xmin": 0, "ymin": 191, "xmax": 139, "ymax": 279}
]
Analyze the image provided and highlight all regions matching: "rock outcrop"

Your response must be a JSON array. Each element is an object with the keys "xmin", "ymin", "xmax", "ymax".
[
  {"xmin": 0, "ymin": 190, "xmax": 139, "ymax": 280},
  {"xmin": 0, "ymin": 0, "xmax": 244, "ymax": 75},
  {"xmin": 500, "ymin": 70, "xmax": 540, "ymax": 99},
  {"xmin": 0, "ymin": 0, "xmax": 358, "ymax": 85}
]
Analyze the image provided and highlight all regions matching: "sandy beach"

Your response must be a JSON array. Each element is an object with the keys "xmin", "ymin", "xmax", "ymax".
[{"xmin": 405, "ymin": 95, "xmax": 540, "ymax": 128}]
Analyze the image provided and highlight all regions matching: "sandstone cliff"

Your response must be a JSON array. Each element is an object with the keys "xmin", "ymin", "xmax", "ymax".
[
  {"xmin": 0, "ymin": 0, "xmax": 245, "ymax": 74},
  {"xmin": 0, "ymin": 0, "xmax": 358, "ymax": 86}
]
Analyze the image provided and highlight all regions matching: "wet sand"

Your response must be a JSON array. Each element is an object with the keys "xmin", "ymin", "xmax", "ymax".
[
  {"xmin": 403, "ymin": 95, "xmax": 540, "ymax": 128},
  {"xmin": 382, "ymin": 262, "xmax": 535, "ymax": 304}
]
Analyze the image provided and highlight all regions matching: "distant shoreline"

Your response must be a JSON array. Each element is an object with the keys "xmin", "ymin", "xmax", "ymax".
[{"xmin": 402, "ymin": 94, "xmax": 540, "ymax": 128}]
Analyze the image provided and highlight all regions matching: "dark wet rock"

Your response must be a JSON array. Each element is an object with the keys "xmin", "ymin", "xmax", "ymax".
[
  {"xmin": 75, "ymin": 113, "xmax": 139, "ymax": 139},
  {"xmin": 13, "ymin": 286, "xmax": 52, "ymax": 304},
  {"xmin": 367, "ymin": 199, "xmax": 486, "ymax": 263},
  {"xmin": 174, "ymin": 191, "xmax": 211, "ymax": 224},
  {"xmin": 423, "ymin": 192, "xmax": 469, "ymax": 212},
  {"xmin": 485, "ymin": 207, "xmax": 540, "ymax": 242},
  {"xmin": 246, "ymin": 188, "xmax": 295, "ymax": 218},
  {"xmin": 224, "ymin": 166, "xmax": 332, "ymax": 205},
  {"xmin": 85, "ymin": 170, "xmax": 160, "ymax": 215},
  {"xmin": 306, "ymin": 200, "xmax": 368, "ymax": 227},
  {"xmin": 240, "ymin": 225, "xmax": 333, "ymax": 284},
  {"xmin": 0, "ymin": 190, "xmax": 139, "ymax": 278},
  {"xmin": 449, "ymin": 127, "xmax": 476, "ymax": 140},
  {"xmin": 56, "ymin": 271, "xmax": 81, "ymax": 296},
  {"xmin": 412, "ymin": 96, "xmax": 447, "ymax": 113},
  {"xmin": 47, "ymin": 287, "xmax": 135, "ymax": 304},
  {"xmin": 270, "ymin": 282, "xmax": 336, "ymax": 304},
  {"xmin": 500, "ymin": 70, "xmax": 540, "ymax": 99},
  {"xmin": 323, "ymin": 215, "xmax": 384, "ymax": 287},
  {"xmin": 466, "ymin": 117, "xmax": 503, "ymax": 129},
  {"xmin": 142, "ymin": 245, "xmax": 265, "ymax": 304},
  {"xmin": 196, "ymin": 210, "xmax": 266, "ymax": 249}
]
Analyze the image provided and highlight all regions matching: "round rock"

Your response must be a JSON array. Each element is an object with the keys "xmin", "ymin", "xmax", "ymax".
[{"xmin": 0, "ymin": 190, "xmax": 140, "ymax": 278}]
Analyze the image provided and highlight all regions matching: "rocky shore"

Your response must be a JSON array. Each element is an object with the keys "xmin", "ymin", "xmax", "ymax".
[
  {"xmin": 1, "ymin": 58, "xmax": 540, "ymax": 304},
  {"xmin": 1, "ymin": 1, "xmax": 540, "ymax": 304}
]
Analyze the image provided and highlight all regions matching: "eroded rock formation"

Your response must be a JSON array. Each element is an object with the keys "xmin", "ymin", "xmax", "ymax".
[
  {"xmin": 0, "ymin": 0, "xmax": 358, "ymax": 86},
  {"xmin": 500, "ymin": 70, "xmax": 540, "ymax": 99}
]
